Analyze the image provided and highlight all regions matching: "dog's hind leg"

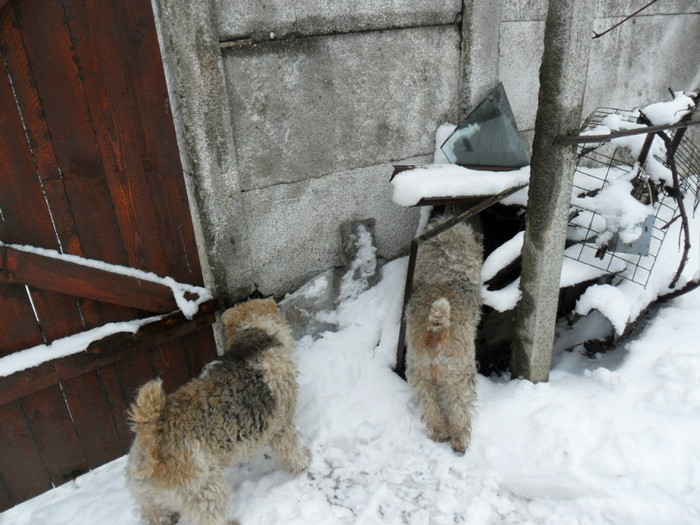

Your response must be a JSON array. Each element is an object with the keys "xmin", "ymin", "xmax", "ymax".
[
  {"xmin": 409, "ymin": 371, "xmax": 450, "ymax": 443},
  {"xmin": 178, "ymin": 470, "xmax": 231, "ymax": 525},
  {"xmin": 140, "ymin": 504, "xmax": 180, "ymax": 525},
  {"xmin": 443, "ymin": 374, "xmax": 477, "ymax": 454},
  {"xmin": 270, "ymin": 422, "xmax": 311, "ymax": 474}
]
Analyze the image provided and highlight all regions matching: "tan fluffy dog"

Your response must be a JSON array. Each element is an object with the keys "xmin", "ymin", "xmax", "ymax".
[
  {"xmin": 405, "ymin": 217, "xmax": 483, "ymax": 454},
  {"xmin": 126, "ymin": 298, "xmax": 310, "ymax": 525}
]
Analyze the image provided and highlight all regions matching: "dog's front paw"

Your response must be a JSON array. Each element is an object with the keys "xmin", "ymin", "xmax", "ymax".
[
  {"xmin": 428, "ymin": 427, "xmax": 450, "ymax": 443},
  {"xmin": 288, "ymin": 446, "xmax": 311, "ymax": 475},
  {"xmin": 449, "ymin": 437, "xmax": 467, "ymax": 455}
]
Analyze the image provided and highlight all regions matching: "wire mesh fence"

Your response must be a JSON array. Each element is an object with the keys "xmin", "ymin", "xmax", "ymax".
[{"xmin": 564, "ymin": 107, "xmax": 700, "ymax": 287}]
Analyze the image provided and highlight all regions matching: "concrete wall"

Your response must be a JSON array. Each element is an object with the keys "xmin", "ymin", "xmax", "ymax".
[{"xmin": 153, "ymin": 0, "xmax": 700, "ymax": 300}]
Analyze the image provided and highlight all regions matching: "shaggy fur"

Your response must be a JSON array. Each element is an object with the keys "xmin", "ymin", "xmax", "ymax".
[
  {"xmin": 125, "ymin": 298, "xmax": 310, "ymax": 525},
  {"xmin": 405, "ymin": 217, "xmax": 483, "ymax": 454}
]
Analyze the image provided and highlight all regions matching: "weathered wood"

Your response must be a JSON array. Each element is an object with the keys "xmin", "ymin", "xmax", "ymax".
[
  {"xmin": 89, "ymin": 363, "xmax": 133, "ymax": 450},
  {"xmin": 62, "ymin": 371, "xmax": 125, "ymax": 467},
  {"xmin": 105, "ymin": 0, "xmax": 205, "ymax": 285},
  {"xmin": 0, "ymin": 3, "xmax": 132, "ymax": 335},
  {"xmin": 0, "ymin": 245, "xmax": 187, "ymax": 313},
  {"xmin": 152, "ymin": 339, "xmax": 194, "ymax": 394},
  {"xmin": 0, "ymin": 401, "xmax": 52, "ymax": 507},
  {"xmin": 21, "ymin": 385, "xmax": 89, "ymax": 486},
  {"xmin": 0, "ymin": 0, "xmax": 220, "ymax": 510},
  {"xmin": 0, "ymin": 7, "xmax": 86, "ymax": 349},
  {"xmin": 12, "ymin": 0, "xmax": 131, "ymax": 269},
  {"xmin": 0, "ymin": 300, "xmax": 217, "ymax": 406},
  {"xmin": 62, "ymin": 0, "xmax": 169, "ymax": 276}
]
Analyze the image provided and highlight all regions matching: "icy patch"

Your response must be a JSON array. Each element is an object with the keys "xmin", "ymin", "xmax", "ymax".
[{"xmin": 338, "ymin": 224, "xmax": 378, "ymax": 303}]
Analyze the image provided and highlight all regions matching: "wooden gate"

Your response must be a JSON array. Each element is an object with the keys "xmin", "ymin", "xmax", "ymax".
[{"xmin": 0, "ymin": 0, "xmax": 218, "ymax": 510}]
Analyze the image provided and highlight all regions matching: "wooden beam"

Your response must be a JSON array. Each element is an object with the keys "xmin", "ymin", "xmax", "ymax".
[
  {"xmin": 0, "ymin": 245, "xmax": 191, "ymax": 313},
  {"xmin": 0, "ymin": 300, "xmax": 217, "ymax": 406}
]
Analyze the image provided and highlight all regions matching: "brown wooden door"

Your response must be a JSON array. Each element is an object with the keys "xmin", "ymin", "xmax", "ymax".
[{"xmin": 0, "ymin": 0, "xmax": 217, "ymax": 510}]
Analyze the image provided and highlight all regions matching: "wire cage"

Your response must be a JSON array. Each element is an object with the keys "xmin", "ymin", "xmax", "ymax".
[{"xmin": 564, "ymin": 107, "xmax": 700, "ymax": 287}]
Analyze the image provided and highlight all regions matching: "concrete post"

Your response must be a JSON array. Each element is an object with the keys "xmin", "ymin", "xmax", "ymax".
[
  {"xmin": 510, "ymin": 0, "xmax": 595, "ymax": 382},
  {"xmin": 456, "ymin": 0, "xmax": 503, "ymax": 120},
  {"xmin": 150, "ymin": 0, "xmax": 254, "ymax": 304}
]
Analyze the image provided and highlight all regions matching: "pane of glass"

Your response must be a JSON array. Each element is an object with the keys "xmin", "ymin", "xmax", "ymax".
[{"xmin": 441, "ymin": 82, "xmax": 530, "ymax": 169}]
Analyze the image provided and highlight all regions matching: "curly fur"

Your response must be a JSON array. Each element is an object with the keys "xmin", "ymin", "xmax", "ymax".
[
  {"xmin": 405, "ymin": 217, "xmax": 483, "ymax": 454},
  {"xmin": 126, "ymin": 298, "xmax": 310, "ymax": 525}
]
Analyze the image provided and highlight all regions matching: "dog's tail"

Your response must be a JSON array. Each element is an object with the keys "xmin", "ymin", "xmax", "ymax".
[
  {"xmin": 428, "ymin": 298, "xmax": 451, "ymax": 332},
  {"xmin": 127, "ymin": 378, "xmax": 166, "ymax": 439}
]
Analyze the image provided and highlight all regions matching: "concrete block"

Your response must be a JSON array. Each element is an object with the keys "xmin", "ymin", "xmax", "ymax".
[
  {"xmin": 584, "ymin": 14, "xmax": 700, "ymax": 115},
  {"xmin": 222, "ymin": 26, "xmax": 460, "ymax": 190},
  {"xmin": 241, "ymin": 158, "xmax": 426, "ymax": 297},
  {"xmin": 499, "ymin": 21, "xmax": 545, "ymax": 133},
  {"xmin": 217, "ymin": 0, "xmax": 461, "ymax": 40},
  {"xmin": 502, "ymin": 0, "xmax": 547, "ymax": 21}
]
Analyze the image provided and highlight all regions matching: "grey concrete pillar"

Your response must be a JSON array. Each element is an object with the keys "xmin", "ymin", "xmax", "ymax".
[
  {"xmin": 150, "ymin": 0, "xmax": 254, "ymax": 305},
  {"xmin": 510, "ymin": 0, "xmax": 595, "ymax": 382}
]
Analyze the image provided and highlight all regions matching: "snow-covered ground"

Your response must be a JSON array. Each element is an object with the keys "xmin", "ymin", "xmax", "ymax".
[{"xmin": 3, "ymin": 256, "xmax": 700, "ymax": 525}]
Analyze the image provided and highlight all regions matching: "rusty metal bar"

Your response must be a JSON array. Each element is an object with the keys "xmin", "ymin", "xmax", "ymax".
[{"xmin": 554, "ymin": 117, "xmax": 700, "ymax": 146}]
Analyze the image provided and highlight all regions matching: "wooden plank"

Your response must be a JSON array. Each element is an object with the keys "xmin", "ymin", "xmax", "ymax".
[
  {"xmin": 0, "ymin": 283, "xmax": 44, "ymax": 358},
  {"xmin": 114, "ymin": 350, "xmax": 158, "ymax": 416},
  {"xmin": 97, "ymin": 364, "xmax": 134, "ymax": 450},
  {"xmin": 152, "ymin": 340, "xmax": 193, "ymax": 394},
  {"xmin": 21, "ymin": 385, "xmax": 89, "ymax": 486},
  {"xmin": 0, "ymin": 5, "xmax": 138, "ymax": 334},
  {"xmin": 61, "ymin": 371, "xmax": 124, "ymax": 468},
  {"xmin": 182, "ymin": 328, "xmax": 219, "ymax": 378},
  {"xmin": 0, "ymin": 7, "xmax": 87, "ymax": 350},
  {"xmin": 0, "ymin": 300, "xmax": 217, "ymax": 405},
  {"xmin": 0, "ymin": 245, "xmax": 184, "ymax": 313},
  {"xmin": 11, "ymin": 0, "xmax": 131, "ymax": 269},
  {"xmin": 61, "ymin": 0, "xmax": 169, "ymax": 276},
  {"xmin": 103, "ymin": 0, "xmax": 204, "ymax": 284},
  {"xmin": 0, "ymin": 401, "xmax": 52, "ymax": 508},
  {"xmin": 0, "ymin": 473, "xmax": 12, "ymax": 513}
]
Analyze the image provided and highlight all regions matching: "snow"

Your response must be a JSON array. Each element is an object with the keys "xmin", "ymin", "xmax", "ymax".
[
  {"xmin": 391, "ymin": 164, "xmax": 530, "ymax": 207},
  {"xmin": 641, "ymin": 92, "xmax": 696, "ymax": 126},
  {"xmin": 0, "ymin": 241, "xmax": 212, "ymax": 377},
  {"xmin": 0, "ymin": 241, "xmax": 211, "ymax": 319},
  {"xmin": 0, "ymin": 315, "xmax": 162, "ymax": 378},
  {"xmin": 4, "ymin": 258, "xmax": 700, "ymax": 525}
]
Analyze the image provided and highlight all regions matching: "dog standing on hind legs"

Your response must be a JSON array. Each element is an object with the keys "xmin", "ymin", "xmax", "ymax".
[
  {"xmin": 125, "ymin": 298, "xmax": 310, "ymax": 525},
  {"xmin": 405, "ymin": 216, "xmax": 483, "ymax": 454}
]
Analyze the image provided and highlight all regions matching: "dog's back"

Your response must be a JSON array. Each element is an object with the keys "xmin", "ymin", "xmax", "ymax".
[
  {"xmin": 408, "ymin": 220, "xmax": 483, "ymax": 343},
  {"xmin": 405, "ymin": 218, "xmax": 483, "ymax": 453}
]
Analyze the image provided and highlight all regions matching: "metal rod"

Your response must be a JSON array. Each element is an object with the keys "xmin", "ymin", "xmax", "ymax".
[
  {"xmin": 554, "ymin": 118, "xmax": 700, "ymax": 146},
  {"xmin": 592, "ymin": 0, "xmax": 659, "ymax": 40}
]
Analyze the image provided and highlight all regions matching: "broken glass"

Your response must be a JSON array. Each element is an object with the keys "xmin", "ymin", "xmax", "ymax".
[{"xmin": 441, "ymin": 82, "xmax": 530, "ymax": 170}]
